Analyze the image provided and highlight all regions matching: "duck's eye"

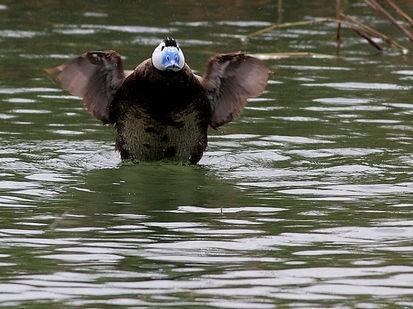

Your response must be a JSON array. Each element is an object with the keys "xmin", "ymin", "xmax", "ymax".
[
  {"xmin": 166, "ymin": 55, "xmax": 170, "ymax": 62},
  {"xmin": 161, "ymin": 46, "xmax": 165, "ymax": 51}
]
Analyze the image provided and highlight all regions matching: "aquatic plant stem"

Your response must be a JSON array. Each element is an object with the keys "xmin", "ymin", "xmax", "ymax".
[
  {"xmin": 385, "ymin": 0, "xmax": 413, "ymax": 28},
  {"xmin": 277, "ymin": 0, "xmax": 283, "ymax": 24},
  {"xmin": 242, "ymin": 18, "xmax": 331, "ymax": 41},
  {"xmin": 364, "ymin": 0, "xmax": 413, "ymax": 43},
  {"xmin": 353, "ymin": 27, "xmax": 384, "ymax": 52},
  {"xmin": 336, "ymin": 0, "xmax": 342, "ymax": 54},
  {"xmin": 342, "ymin": 14, "xmax": 408, "ymax": 52},
  {"xmin": 243, "ymin": 15, "xmax": 407, "ymax": 53}
]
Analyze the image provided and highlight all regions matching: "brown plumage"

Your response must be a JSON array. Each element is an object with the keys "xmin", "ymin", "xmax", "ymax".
[{"xmin": 46, "ymin": 38, "xmax": 271, "ymax": 164}]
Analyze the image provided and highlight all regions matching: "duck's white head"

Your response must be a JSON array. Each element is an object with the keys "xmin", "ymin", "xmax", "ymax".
[{"xmin": 152, "ymin": 37, "xmax": 185, "ymax": 72}]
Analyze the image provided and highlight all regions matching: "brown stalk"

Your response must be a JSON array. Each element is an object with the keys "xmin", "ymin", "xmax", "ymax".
[
  {"xmin": 342, "ymin": 14, "xmax": 407, "ymax": 51},
  {"xmin": 364, "ymin": 0, "xmax": 413, "ymax": 43},
  {"xmin": 242, "ymin": 18, "xmax": 331, "ymax": 41},
  {"xmin": 353, "ymin": 27, "xmax": 385, "ymax": 51},
  {"xmin": 385, "ymin": 0, "xmax": 413, "ymax": 28},
  {"xmin": 242, "ymin": 14, "xmax": 408, "ymax": 53},
  {"xmin": 277, "ymin": 0, "xmax": 283, "ymax": 24},
  {"xmin": 336, "ymin": 0, "xmax": 342, "ymax": 54}
]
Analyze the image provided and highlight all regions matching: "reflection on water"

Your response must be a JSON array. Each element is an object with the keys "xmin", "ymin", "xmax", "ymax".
[{"xmin": 1, "ymin": 0, "xmax": 413, "ymax": 308}]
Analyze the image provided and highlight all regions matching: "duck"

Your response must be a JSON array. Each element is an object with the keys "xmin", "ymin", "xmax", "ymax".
[{"xmin": 47, "ymin": 37, "xmax": 271, "ymax": 164}]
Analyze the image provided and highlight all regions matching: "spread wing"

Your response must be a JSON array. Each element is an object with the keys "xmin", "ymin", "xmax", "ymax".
[
  {"xmin": 200, "ymin": 52, "xmax": 271, "ymax": 129},
  {"xmin": 46, "ymin": 50, "xmax": 125, "ymax": 123}
]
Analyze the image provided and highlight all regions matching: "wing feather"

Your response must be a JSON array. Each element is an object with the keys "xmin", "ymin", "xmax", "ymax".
[
  {"xmin": 200, "ymin": 52, "xmax": 271, "ymax": 129},
  {"xmin": 46, "ymin": 50, "xmax": 125, "ymax": 123}
]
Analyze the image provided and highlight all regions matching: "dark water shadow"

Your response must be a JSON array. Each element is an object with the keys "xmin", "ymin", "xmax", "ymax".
[{"xmin": 59, "ymin": 162, "xmax": 252, "ymax": 220}]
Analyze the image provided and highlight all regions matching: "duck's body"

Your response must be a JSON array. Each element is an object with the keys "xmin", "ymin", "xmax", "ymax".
[
  {"xmin": 112, "ymin": 60, "xmax": 210, "ymax": 163},
  {"xmin": 47, "ymin": 38, "xmax": 271, "ymax": 164}
]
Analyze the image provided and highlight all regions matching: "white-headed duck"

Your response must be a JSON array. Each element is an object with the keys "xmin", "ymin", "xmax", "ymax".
[{"xmin": 47, "ymin": 37, "xmax": 271, "ymax": 164}]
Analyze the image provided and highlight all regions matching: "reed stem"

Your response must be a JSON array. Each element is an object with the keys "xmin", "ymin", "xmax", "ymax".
[
  {"xmin": 336, "ymin": 0, "xmax": 342, "ymax": 54},
  {"xmin": 364, "ymin": 0, "xmax": 413, "ymax": 43},
  {"xmin": 385, "ymin": 0, "xmax": 413, "ymax": 28}
]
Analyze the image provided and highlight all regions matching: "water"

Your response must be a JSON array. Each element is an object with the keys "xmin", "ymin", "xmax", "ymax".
[{"xmin": 1, "ymin": 0, "xmax": 413, "ymax": 307}]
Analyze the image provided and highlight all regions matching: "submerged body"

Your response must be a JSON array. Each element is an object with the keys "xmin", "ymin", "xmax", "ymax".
[
  {"xmin": 112, "ymin": 61, "xmax": 210, "ymax": 163},
  {"xmin": 47, "ymin": 38, "xmax": 271, "ymax": 164}
]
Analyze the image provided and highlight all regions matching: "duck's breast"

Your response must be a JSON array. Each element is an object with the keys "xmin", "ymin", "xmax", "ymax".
[{"xmin": 110, "ymin": 61, "xmax": 211, "ymax": 164}]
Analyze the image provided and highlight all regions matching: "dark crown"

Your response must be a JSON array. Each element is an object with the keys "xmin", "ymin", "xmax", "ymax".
[{"xmin": 163, "ymin": 37, "xmax": 178, "ymax": 47}]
